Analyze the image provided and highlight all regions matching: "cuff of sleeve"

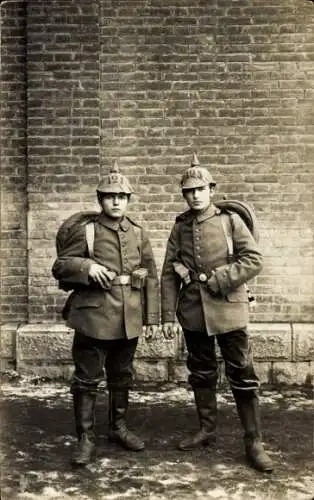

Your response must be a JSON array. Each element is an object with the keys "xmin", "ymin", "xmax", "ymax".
[
  {"xmin": 209, "ymin": 266, "xmax": 232, "ymax": 296},
  {"xmin": 79, "ymin": 259, "xmax": 93, "ymax": 285},
  {"xmin": 206, "ymin": 273, "xmax": 221, "ymax": 295},
  {"xmin": 161, "ymin": 311, "xmax": 176, "ymax": 323},
  {"xmin": 146, "ymin": 313, "xmax": 160, "ymax": 325}
]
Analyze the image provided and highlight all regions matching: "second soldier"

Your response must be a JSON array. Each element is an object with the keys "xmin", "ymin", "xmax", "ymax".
[{"xmin": 161, "ymin": 154, "xmax": 273, "ymax": 473}]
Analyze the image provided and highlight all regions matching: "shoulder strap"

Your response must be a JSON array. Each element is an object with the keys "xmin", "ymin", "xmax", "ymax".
[
  {"xmin": 133, "ymin": 224, "xmax": 142, "ymax": 259},
  {"xmin": 220, "ymin": 211, "xmax": 255, "ymax": 301},
  {"xmin": 85, "ymin": 222, "xmax": 95, "ymax": 259},
  {"xmin": 125, "ymin": 216, "xmax": 143, "ymax": 251},
  {"xmin": 220, "ymin": 213, "xmax": 233, "ymax": 258}
]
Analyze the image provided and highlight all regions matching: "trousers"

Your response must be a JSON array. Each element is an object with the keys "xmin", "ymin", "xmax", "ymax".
[
  {"xmin": 183, "ymin": 327, "xmax": 260, "ymax": 391},
  {"xmin": 71, "ymin": 331, "xmax": 138, "ymax": 393}
]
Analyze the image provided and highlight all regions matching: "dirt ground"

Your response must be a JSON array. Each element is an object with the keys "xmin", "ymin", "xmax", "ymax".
[{"xmin": 0, "ymin": 374, "xmax": 313, "ymax": 500}]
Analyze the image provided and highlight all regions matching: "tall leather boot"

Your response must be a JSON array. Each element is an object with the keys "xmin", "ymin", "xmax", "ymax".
[
  {"xmin": 72, "ymin": 392, "xmax": 96, "ymax": 466},
  {"xmin": 107, "ymin": 390, "xmax": 145, "ymax": 451},
  {"xmin": 178, "ymin": 387, "xmax": 217, "ymax": 451},
  {"xmin": 232, "ymin": 389, "xmax": 274, "ymax": 472}
]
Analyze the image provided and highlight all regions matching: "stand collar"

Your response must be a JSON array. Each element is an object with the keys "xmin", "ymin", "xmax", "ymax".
[
  {"xmin": 97, "ymin": 212, "xmax": 130, "ymax": 231},
  {"xmin": 195, "ymin": 204, "xmax": 221, "ymax": 223}
]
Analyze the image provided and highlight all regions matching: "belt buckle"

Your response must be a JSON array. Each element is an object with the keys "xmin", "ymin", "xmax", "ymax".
[
  {"xmin": 198, "ymin": 273, "xmax": 208, "ymax": 283},
  {"xmin": 119, "ymin": 275, "xmax": 129, "ymax": 285}
]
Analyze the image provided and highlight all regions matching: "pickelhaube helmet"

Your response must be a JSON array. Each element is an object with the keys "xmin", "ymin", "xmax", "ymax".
[
  {"xmin": 180, "ymin": 153, "xmax": 216, "ymax": 190},
  {"xmin": 96, "ymin": 161, "xmax": 134, "ymax": 195}
]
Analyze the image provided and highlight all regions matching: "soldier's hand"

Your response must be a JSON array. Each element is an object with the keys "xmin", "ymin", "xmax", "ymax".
[
  {"xmin": 162, "ymin": 322, "xmax": 176, "ymax": 340},
  {"xmin": 144, "ymin": 324, "xmax": 159, "ymax": 342},
  {"xmin": 88, "ymin": 263, "xmax": 116, "ymax": 289}
]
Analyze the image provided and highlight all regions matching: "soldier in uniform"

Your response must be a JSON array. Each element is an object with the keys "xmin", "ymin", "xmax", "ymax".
[
  {"xmin": 161, "ymin": 154, "xmax": 273, "ymax": 473},
  {"xmin": 52, "ymin": 163, "xmax": 159, "ymax": 466}
]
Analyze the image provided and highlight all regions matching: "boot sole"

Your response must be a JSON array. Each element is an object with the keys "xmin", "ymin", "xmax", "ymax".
[
  {"xmin": 108, "ymin": 436, "xmax": 145, "ymax": 452},
  {"xmin": 178, "ymin": 440, "xmax": 212, "ymax": 451},
  {"xmin": 72, "ymin": 460, "xmax": 92, "ymax": 467},
  {"xmin": 71, "ymin": 454, "xmax": 95, "ymax": 467},
  {"xmin": 246, "ymin": 457, "xmax": 274, "ymax": 473},
  {"xmin": 178, "ymin": 434, "xmax": 217, "ymax": 451}
]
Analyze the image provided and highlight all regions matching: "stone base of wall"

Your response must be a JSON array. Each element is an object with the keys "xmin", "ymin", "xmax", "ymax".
[{"xmin": 1, "ymin": 323, "xmax": 313, "ymax": 386}]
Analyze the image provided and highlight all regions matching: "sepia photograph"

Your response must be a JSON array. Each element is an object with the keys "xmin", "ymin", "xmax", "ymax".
[{"xmin": 0, "ymin": 1, "xmax": 313, "ymax": 499}]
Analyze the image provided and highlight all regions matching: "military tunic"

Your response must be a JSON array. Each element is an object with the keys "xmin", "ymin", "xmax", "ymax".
[
  {"xmin": 52, "ymin": 212, "xmax": 159, "ymax": 341},
  {"xmin": 161, "ymin": 204, "xmax": 263, "ymax": 335}
]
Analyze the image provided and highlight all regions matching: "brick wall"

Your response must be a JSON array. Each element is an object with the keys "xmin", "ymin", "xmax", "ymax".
[
  {"xmin": 1, "ymin": 0, "xmax": 314, "ymax": 380},
  {"xmin": 0, "ymin": 1, "xmax": 28, "ymax": 324},
  {"xmin": 26, "ymin": 0, "xmax": 100, "ymax": 322}
]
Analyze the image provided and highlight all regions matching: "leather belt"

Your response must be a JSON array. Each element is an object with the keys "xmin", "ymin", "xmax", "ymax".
[{"xmin": 112, "ymin": 275, "xmax": 131, "ymax": 286}]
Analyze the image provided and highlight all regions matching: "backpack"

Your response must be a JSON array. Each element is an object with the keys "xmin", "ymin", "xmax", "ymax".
[
  {"xmin": 55, "ymin": 211, "xmax": 142, "ymax": 291},
  {"xmin": 55, "ymin": 211, "xmax": 99, "ymax": 290},
  {"xmin": 215, "ymin": 199, "xmax": 259, "ymax": 302},
  {"xmin": 215, "ymin": 199, "xmax": 259, "ymax": 258}
]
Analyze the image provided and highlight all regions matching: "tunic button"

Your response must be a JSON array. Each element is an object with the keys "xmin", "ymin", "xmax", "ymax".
[{"xmin": 199, "ymin": 273, "xmax": 207, "ymax": 282}]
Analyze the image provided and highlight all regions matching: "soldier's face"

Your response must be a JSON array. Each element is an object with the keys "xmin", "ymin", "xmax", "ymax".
[
  {"xmin": 99, "ymin": 193, "xmax": 129, "ymax": 218},
  {"xmin": 183, "ymin": 185, "xmax": 214, "ymax": 211}
]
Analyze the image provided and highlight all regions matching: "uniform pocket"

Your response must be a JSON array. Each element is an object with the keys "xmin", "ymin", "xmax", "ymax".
[{"xmin": 226, "ymin": 286, "xmax": 248, "ymax": 303}]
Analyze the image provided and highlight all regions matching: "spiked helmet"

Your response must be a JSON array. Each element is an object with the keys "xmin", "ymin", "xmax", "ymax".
[
  {"xmin": 96, "ymin": 161, "xmax": 134, "ymax": 195},
  {"xmin": 180, "ymin": 153, "xmax": 216, "ymax": 190}
]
